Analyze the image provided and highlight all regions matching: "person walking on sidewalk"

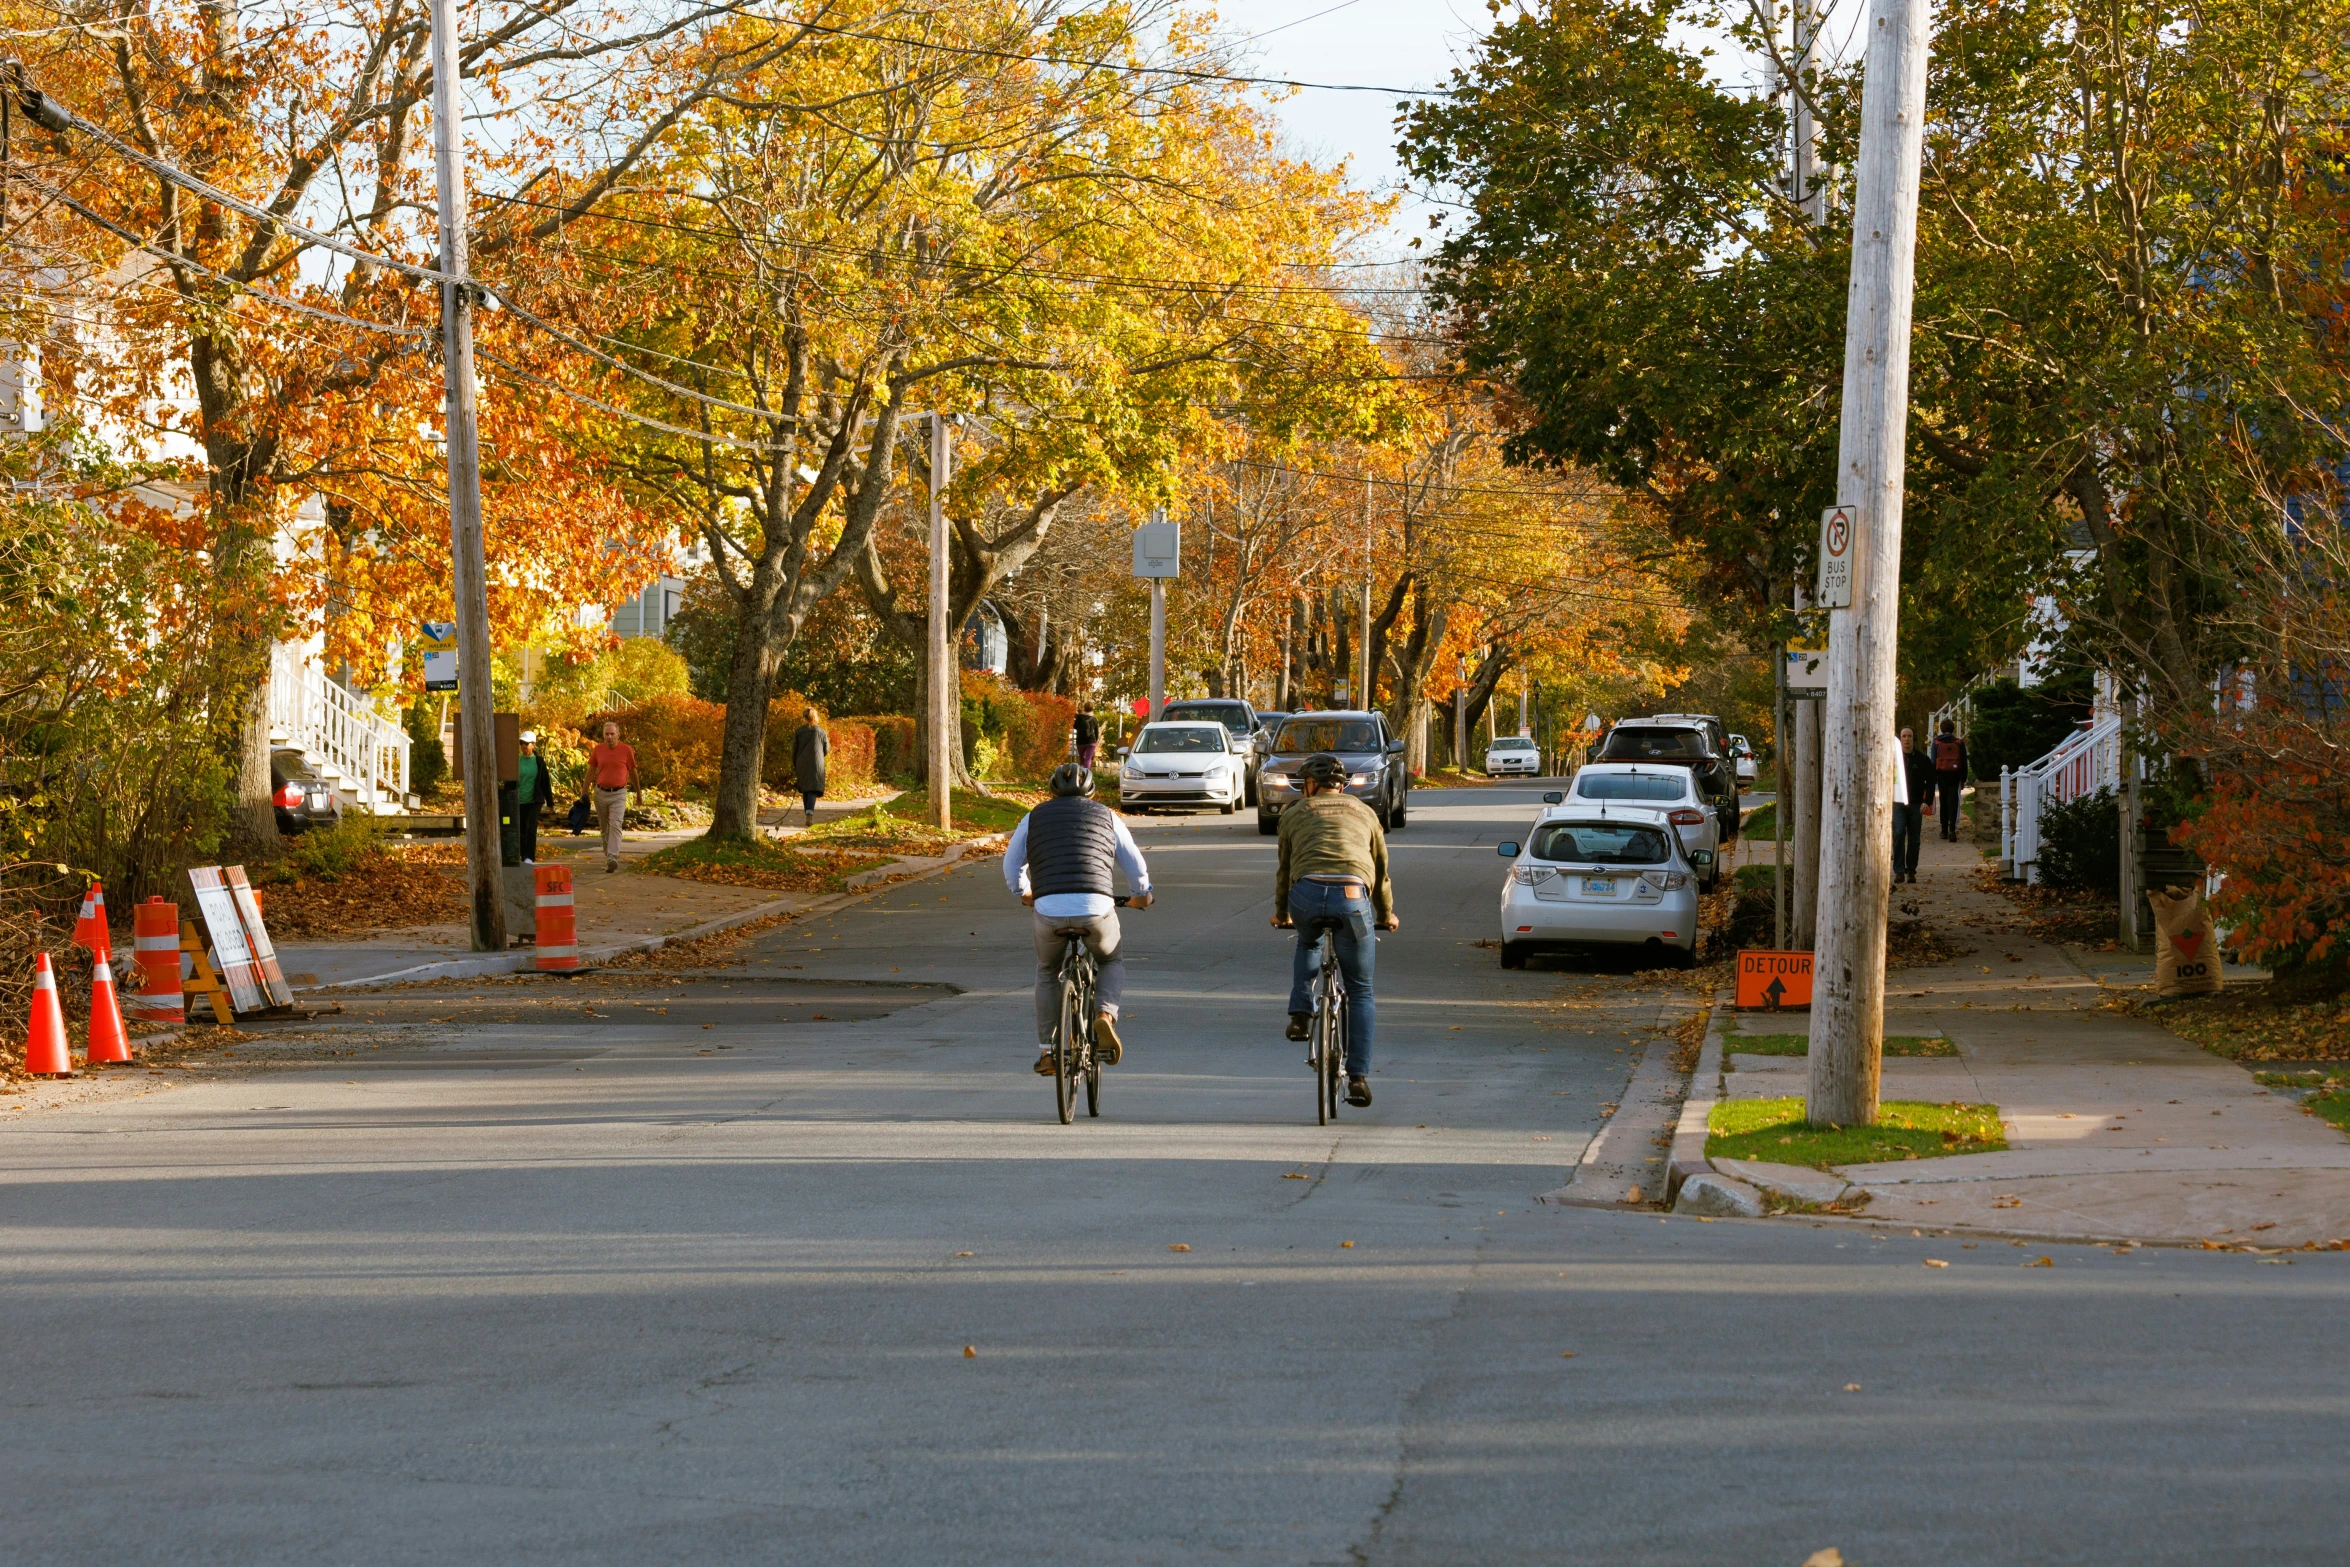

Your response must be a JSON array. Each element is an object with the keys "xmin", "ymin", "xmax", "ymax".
[
  {"xmin": 1073, "ymin": 706, "xmax": 1100, "ymax": 771},
  {"xmin": 1931, "ymin": 720, "xmax": 1970, "ymax": 841},
  {"xmin": 516, "ymin": 730, "xmax": 554, "ymax": 864},
  {"xmin": 1272, "ymin": 752, "xmax": 1398, "ymax": 1109},
  {"xmin": 1894, "ymin": 726, "xmax": 1932, "ymax": 884},
  {"xmin": 791, "ymin": 707, "xmax": 829, "ymax": 828},
  {"xmin": 588, "ymin": 720, "xmax": 637, "ymax": 873}
]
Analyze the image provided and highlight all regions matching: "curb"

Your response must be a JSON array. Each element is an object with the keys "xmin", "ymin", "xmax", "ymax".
[
  {"xmin": 1541, "ymin": 993, "xmax": 1705, "ymax": 1209},
  {"xmin": 1665, "ymin": 986, "xmax": 1733, "ymax": 1204},
  {"xmin": 296, "ymin": 836, "xmax": 1008, "ymax": 993}
]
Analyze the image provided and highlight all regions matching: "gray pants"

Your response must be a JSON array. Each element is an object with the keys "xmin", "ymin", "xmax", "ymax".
[
  {"xmin": 595, "ymin": 787, "xmax": 629, "ymax": 863},
  {"xmin": 1033, "ymin": 910, "xmax": 1124, "ymax": 1044}
]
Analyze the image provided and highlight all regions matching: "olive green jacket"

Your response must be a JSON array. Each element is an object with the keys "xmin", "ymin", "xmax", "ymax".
[{"xmin": 1274, "ymin": 792, "xmax": 1393, "ymax": 923}]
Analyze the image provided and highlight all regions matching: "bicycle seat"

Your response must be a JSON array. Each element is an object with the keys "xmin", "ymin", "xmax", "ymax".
[{"xmin": 1052, "ymin": 926, "xmax": 1091, "ymax": 938}]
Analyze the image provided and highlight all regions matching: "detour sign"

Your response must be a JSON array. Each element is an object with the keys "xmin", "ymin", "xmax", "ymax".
[{"xmin": 1736, "ymin": 949, "xmax": 1813, "ymax": 1011}]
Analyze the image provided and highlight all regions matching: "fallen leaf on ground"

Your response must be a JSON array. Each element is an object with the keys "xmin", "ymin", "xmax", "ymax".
[
  {"xmin": 1922, "ymin": 1258, "xmax": 1949, "ymax": 1268},
  {"xmin": 2028, "ymin": 1256, "xmax": 2053, "ymax": 1267},
  {"xmin": 1168, "ymin": 1243, "xmax": 1190, "ymax": 1252},
  {"xmin": 963, "ymin": 1346, "xmax": 976, "ymax": 1358}
]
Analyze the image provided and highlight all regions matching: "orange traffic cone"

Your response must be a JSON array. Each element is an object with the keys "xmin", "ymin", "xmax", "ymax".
[
  {"xmin": 71, "ymin": 881, "xmax": 111, "ymax": 956},
  {"xmin": 22, "ymin": 951, "xmax": 72, "ymax": 1076},
  {"xmin": 86, "ymin": 953, "xmax": 132, "ymax": 1064}
]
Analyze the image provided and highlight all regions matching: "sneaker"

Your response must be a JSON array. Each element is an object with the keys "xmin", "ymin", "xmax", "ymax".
[
  {"xmin": 1285, "ymin": 1013, "xmax": 1310, "ymax": 1042},
  {"xmin": 606, "ymin": 858, "xmax": 620, "ymax": 873},
  {"xmin": 1033, "ymin": 1051, "xmax": 1057, "ymax": 1077},
  {"xmin": 1093, "ymin": 1013, "xmax": 1123, "ymax": 1065},
  {"xmin": 1346, "ymin": 1075, "xmax": 1373, "ymax": 1108}
]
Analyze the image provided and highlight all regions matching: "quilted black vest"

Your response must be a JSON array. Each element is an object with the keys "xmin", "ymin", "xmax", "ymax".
[{"xmin": 1025, "ymin": 795, "xmax": 1117, "ymax": 898}]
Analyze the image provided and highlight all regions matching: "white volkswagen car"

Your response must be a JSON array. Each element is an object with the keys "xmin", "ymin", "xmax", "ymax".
[
  {"xmin": 1565, "ymin": 763, "xmax": 1721, "ymax": 890},
  {"xmin": 1728, "ymin": 733, "xmax": 1759, "ymax": 785},
  {"xmin": 1484, "ymin": 734, "xmax": 1541, "ymax": 775},
  {"xmin": 1117, "ymin": 721, "xmax": 1245, "ymax": 814},
  {"xmin": 1495, "ymin": 801, "xmax": 1707, "ymax": 969}
]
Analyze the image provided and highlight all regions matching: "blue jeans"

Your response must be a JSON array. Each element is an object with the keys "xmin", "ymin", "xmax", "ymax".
[
  {"xmin": 1285, "ymin": 878, "xmax": 1377, "ymax": 1076},
  {"xmin": 1892, "ymin": 801, "xmax": 1923, "ymax": 875}
]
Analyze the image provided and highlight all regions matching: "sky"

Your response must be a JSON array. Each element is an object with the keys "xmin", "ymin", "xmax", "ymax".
[{"xmin": 1221, "ymin": 0, "xmax": 1834, "ymax": 258}]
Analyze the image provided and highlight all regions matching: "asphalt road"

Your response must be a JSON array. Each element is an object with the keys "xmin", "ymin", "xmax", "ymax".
[{"xmin": 3, "ymin": 783, "xmax": 2345, "ymax": 1564}]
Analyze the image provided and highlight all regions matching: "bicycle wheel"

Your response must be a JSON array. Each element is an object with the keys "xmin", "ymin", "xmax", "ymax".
[
  {"xmin": 1084, "ymin": 1033, "xmax": 1102, "ymax": 1117},
  {"xmin": 1325, "ymin": 986, "xmax": 1344, "ymax": 1122},
  {"xmin": 1054, "ymin": 972, "xmax": 1078, "ymax": 1125}
]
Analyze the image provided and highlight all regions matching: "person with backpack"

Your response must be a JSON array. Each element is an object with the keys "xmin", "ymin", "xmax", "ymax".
[{"xmin": 1931, "ymin": 721, "xmax": 1970, "ymax": 841}]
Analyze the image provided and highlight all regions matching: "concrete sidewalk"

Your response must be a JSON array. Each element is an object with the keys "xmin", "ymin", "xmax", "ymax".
[{"xmin": 1702, "ymin": 826, "xmax": 2350, "ymax": 1246}]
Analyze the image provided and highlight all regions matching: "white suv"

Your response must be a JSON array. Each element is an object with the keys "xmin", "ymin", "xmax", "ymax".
[{"xmin": 1566, "ymin": 763, "xmax": 1721, "ymax": 890}]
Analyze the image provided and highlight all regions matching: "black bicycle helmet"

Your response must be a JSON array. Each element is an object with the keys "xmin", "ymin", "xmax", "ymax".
[
  {"xmin": 1299, "ymin": 752, "xmax": 1347, "ymax": 787},
  {"xmin": 1049, "ymin": 762, "xmax": 1094, "ymax": 797}
]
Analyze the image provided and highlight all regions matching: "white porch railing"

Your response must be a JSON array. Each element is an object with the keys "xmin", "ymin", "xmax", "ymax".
[
  {"xmin": 1927, "ymin": 668, "xmax": 2001, "ymax": 741},
  {"xmin": 268, "ymin": 644, "xmax": 411, "ymax": 813},
  {"xmin": 2000, "ymin": 713, "xmax": 2121, "ymax": 882}
]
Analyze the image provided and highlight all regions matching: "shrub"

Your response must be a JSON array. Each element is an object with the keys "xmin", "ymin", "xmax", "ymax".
[
  {"xmin": 2034, "ymin": 787, "xmax": 2120, "ymax": 894},
  {"xmin": 403, "ymin": 704, "xmax": 447, "ymax": 797},
  {"xmin": 1968, "ymin": 671, "xmax": 2095, "ymax": 780},
  {"xmin": 582, "ymin": 693, "xmax": 726, "ymax": 795},
  {"xmin": 859, "ymin": 715, "xmax": 919, "ymax": 779}
]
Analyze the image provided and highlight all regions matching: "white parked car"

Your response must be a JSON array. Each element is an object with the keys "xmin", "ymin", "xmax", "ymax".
[
  {"xmin": 1117, "ymin": 721, "xmax": 1245, "ymax": 814},
  {"xmin": 1727, "ymin": 733, "xmax": 1758, "ymax": 785},
  {"xmin": 1495, "ymin": 801, "xmax": 1706, "ymax": 969},
  {"xmin": 1566, "ymin": 763, "xmax": 1720, "ymax": 889},
  {"xmin": 1484, "ymin": 734, "xmax": 1541, "ymax": 776}
]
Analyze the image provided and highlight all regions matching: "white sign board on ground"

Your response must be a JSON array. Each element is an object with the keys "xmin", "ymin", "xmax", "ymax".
[
  {"xmin": 224, "ymin": 866, "xmax": 295, "ymax": 1008},
  {"xmin": 189, "ymin": 867, "xmax": 270, "ymax": 1014},
  {"xmin": 1131, "ymin": 521, "xmax": 1180, "ymax": 579},
  {"xmin": 1816, "ymin": 504, "xmax": 1857, "ymax": 608}
]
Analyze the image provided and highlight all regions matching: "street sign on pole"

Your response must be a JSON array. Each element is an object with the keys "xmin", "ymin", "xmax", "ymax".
[
  {"xmin": 418, "ymin": 621, "xmax": 459, "ymax": 692},
  {"xmin": 1816, "ymin": 503, "xmax": 1856, "ymax": 609},
  {"xmin": 1136, "ymin": 510, "xmax": 1176, "ymax": 720},
  {"xmin": 1783, "ymin": 639, "xmax": 1827, "ymax": 694}
]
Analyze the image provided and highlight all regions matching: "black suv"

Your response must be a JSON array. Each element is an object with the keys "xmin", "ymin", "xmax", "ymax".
[
  {"xmin": 1256, "ymin": 710, "xmax": 1408, "ymax": 835},
  {"xmin": 1594, "ymin": 716, "xmax": 1740, "ymax": 842}
]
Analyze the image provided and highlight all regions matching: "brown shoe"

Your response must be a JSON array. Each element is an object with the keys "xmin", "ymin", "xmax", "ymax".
[
  {"xmin": 1094, "ymin": 1013, "xmax": 1124, "ymax": 1066},
  {"xmin": 1285, "ymin": 1013, "xmax": 1310, "ymax": 1042},
  {"xmin": 1033, "ymin": 1051, "xmax": 1057, "ymax": 1077}
]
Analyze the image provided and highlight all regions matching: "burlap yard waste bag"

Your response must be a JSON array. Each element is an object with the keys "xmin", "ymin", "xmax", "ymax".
[{"xmin": 2149, "ymin": 883, "xmax": 2222, "ymax": 998}]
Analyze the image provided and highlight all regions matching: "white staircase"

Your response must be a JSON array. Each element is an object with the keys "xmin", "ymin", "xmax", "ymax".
[
  {"xmin": 1999, "ymin": 714, "xmax": 2121, "ymax": 883},
  {"xmin": 268, "ymin": 643, "xmax": 412, "ymax": 814}
]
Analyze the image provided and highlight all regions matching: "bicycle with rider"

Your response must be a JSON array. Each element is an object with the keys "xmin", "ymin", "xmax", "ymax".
[
  {"xmin": 1271, "ymin": 752, "xmax": 1398, "ymax": 1107},
  {"xmin": 1005, "ymin": 764, "xmax": 1154, "ymax": 1075}
]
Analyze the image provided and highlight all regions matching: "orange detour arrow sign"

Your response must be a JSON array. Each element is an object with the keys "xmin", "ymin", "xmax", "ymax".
[{"xmin": 1736, "ymin": 949, "xmax": 1814, "ymax": 1011}]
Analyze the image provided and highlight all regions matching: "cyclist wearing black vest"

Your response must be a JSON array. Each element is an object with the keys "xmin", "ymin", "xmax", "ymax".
[{"xmin": 1005, "ymin": 763, "xmax": 1154, "ymax": 1075}]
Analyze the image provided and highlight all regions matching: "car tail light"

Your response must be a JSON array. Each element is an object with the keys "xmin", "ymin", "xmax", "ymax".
[
  {"xmin": 273, "ymin": 783, "xmax": 304, "ymax": 808},
  {"xmin": 1668, "ymin": 808, "xmax": 1705, "ymax": 825},
  {"xmin": 1644, "ymin": 871, "xmax": 1690, "ymax": 891},
  {"xmin": 1511, "ymin": 866, "xmax": 1555, "ymax": 886}
]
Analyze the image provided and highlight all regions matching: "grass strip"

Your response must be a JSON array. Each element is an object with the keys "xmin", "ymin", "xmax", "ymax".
[
  {"xmin": 1729, "ymin": 1033, "xmax": 1956, "ymax": 1057},
  {"xmin": 2306, "ymin": 1093, "xmax": 2350, "ymax": 1136},
  {"xmin": 637, "ymin": 836, "xmax": 894, "ymax": 894},
  {"xmin": 1708, "ymin": 1096, "xmax": 2006, "ymax": 1170}
]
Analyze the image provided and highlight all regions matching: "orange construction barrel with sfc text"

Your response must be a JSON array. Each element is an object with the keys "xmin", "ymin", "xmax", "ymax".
[
  {"xmin": 1735, "ymin": 949, "xmax": 1813, "ymax": 1011},
  {"xmin": 534, "ymin": 865, "xmax": 578, "ymax": 971}
]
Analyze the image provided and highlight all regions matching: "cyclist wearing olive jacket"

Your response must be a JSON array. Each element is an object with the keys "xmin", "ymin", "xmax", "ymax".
[
  {"xmin": 1005, "ymin": 764, "xmax": 1153, "ymax": 1076},
  {"xmin": 1271, "ymin": 752, "xmax": 1398, "ymax": 1108}
]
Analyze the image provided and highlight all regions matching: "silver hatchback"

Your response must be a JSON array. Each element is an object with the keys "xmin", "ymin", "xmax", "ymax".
[{"xmin": 1494, "ymin": 802, "xmax": 1707, "ymax": 969}]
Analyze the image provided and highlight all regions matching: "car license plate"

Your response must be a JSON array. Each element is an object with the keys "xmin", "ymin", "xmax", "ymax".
[{"xmin": 1582, "ymin": 877, "xmax": 1615, "ymax": 896}]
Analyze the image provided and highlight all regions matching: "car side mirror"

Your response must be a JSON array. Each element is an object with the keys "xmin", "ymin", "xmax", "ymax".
[
  {"xmin": 1386, "ymin": 739, "xmax": 1405, "ymax": 754},
  {"xmin": 1542, "ymin": 791, "xmax": 1563, "ymax": 804},
  {"xmin": 1497, "ymin": 841, "xmax": 1520, "ymax": 857},
  {"xmin": 1691, "ymin": 849, "xmax": 1715, "ymax": 867}
]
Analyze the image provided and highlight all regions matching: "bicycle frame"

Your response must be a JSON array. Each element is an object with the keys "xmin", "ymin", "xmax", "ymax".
[{"xmin": 1307, "ymin": 922, "xmax": 1346, "ymax": 1125}]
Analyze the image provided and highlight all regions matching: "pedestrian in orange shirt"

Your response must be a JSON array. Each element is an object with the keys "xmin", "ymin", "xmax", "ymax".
[{"xmin": 588, "ymin": 720, "xmax": 638, "ymax": 872}]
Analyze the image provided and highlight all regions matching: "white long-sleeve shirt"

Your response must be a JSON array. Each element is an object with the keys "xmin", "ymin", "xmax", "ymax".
[{"xmin": 1004, "ymin": 808, "xmax": 1153, "ymax": 918}]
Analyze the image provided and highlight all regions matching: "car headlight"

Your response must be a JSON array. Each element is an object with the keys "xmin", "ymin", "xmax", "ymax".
[
  {"xmin": 1266, "ymin": 773, "xmax": 1295, "ymax": 790},
  {"xmin": 1348, "ymin": 772, "xmax": 1374, "ymax": 787},
  {"xmin": 1122, "ymin": 762, "xmax": 1142, "ymax": 778}
]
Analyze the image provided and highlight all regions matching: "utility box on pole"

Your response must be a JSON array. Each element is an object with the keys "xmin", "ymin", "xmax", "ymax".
[{"xmin": 1135, "ymin": 513, "xmax": 1177, "ymax": 721}]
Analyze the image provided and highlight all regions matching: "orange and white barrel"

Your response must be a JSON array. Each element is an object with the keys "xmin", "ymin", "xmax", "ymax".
[
  {"xmin": 534, "ymin": 865, "xmax": 578, "ymax": 971},
  {"xmin": 129, "ymin": 897, "xmax": 185, "ymax": 1023}
]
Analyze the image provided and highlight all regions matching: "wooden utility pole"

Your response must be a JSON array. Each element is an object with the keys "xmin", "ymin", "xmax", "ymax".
[
  {"xmin": 1807, "ymin": 0, "xmax": 1932, "ymax": 1128},
  {"xmin": 429, "ymin": 0, "xmax": 504, "ymax": 952},
  {"xmin": 1793, "ymin": 0, "xmax": 1827, "ymax": 227},
  {"xmin": 1357, "ymin": 476, "xmax": 1372, "ymax": 708},
  {"xmin": 927, "ymin": 413, "xmax": 953, "ymax": 828},
  {"xmin": 1788, "ymin": 0, "xmax": 1828, "ymax": 949}
]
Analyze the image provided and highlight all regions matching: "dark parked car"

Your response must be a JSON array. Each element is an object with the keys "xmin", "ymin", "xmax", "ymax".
[
  {"xmin": 1159, "ymin": 698, "xmax": 1262, "ymax": 803},
  {"xmin": 1256, "ymin": 710, "xmax": 1408, "ymax": 835},
  {"xmin": 270, "ymin": 748, "xmax": 344, "ymax": 836},
  {"xmin": 1592, "ymin": 717, "xmax": 1739, "ymax": 841}
]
